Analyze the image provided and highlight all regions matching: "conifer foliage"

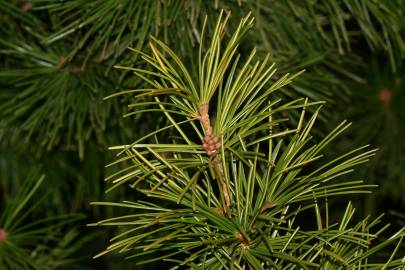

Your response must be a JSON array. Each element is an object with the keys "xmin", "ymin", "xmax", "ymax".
[
  {"xmin": 1, "ymin": 1, "xmax": 405, "ymax": 269},
  {"xmin": 0, "ymin": 171, "xmax": 89, "ymax": 269},
  {"xmin": 95, "ymin": 13, "xmax": 405, "ymax": 269}
]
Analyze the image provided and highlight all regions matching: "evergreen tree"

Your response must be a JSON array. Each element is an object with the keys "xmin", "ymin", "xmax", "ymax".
[
  {"xmin": 0, "ymin": 1, "xmax": 404, "ymax": 269},
  {"xmin": 93, "ymin": 12, "xmax": 405, "ymax": 268}
]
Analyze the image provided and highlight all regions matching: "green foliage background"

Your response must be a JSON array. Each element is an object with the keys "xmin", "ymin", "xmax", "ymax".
[{"xmin": 0, "ymin": 0, "xmax": 404, "ymax": 269}]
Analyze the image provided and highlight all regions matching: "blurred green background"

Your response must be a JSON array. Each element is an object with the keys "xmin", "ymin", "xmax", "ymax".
[{"xmin": 0, "ymin": 0, "xmax": 404, "ymax": 269}]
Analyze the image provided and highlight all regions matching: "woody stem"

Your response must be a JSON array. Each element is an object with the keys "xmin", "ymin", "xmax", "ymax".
[
  {"xmin": 198, "ymin": 102, "xmax": 230, "ymax": 209},
  {"xmin": 198, "ymin": 103, "xmax": 212, "ymax": 136}
]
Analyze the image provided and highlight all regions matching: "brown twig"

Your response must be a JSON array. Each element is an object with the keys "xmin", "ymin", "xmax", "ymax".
[
  {"xmin": 197, "ymin": 102, "xmax": 230, "ymax": 208},
  {"xmin": 235, "ymin": 231, "xmax": 250, "ymax": 246},
  {"xmin": 198, "ymin": 103, "xmax": 212, "ymax": 135},
  {"xmin": 58, "ymin": 55, "xmax": 83, "ymax": 73},
  {"xmin": 21, "ymin": 2, "xmax": 33, "ymax": 12}
]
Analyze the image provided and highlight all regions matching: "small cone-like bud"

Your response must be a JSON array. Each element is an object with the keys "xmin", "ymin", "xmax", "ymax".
[
  {"xmin": 203, "ymin": 134, "xmax": 221, "ymax": 156},
  {"xmin": 0, "ymin": 228, "xmax": 7, "ymax": 241},
  {"xmin": 378, "ymin": 88, "xmax": 392, "ymax": 105}
]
